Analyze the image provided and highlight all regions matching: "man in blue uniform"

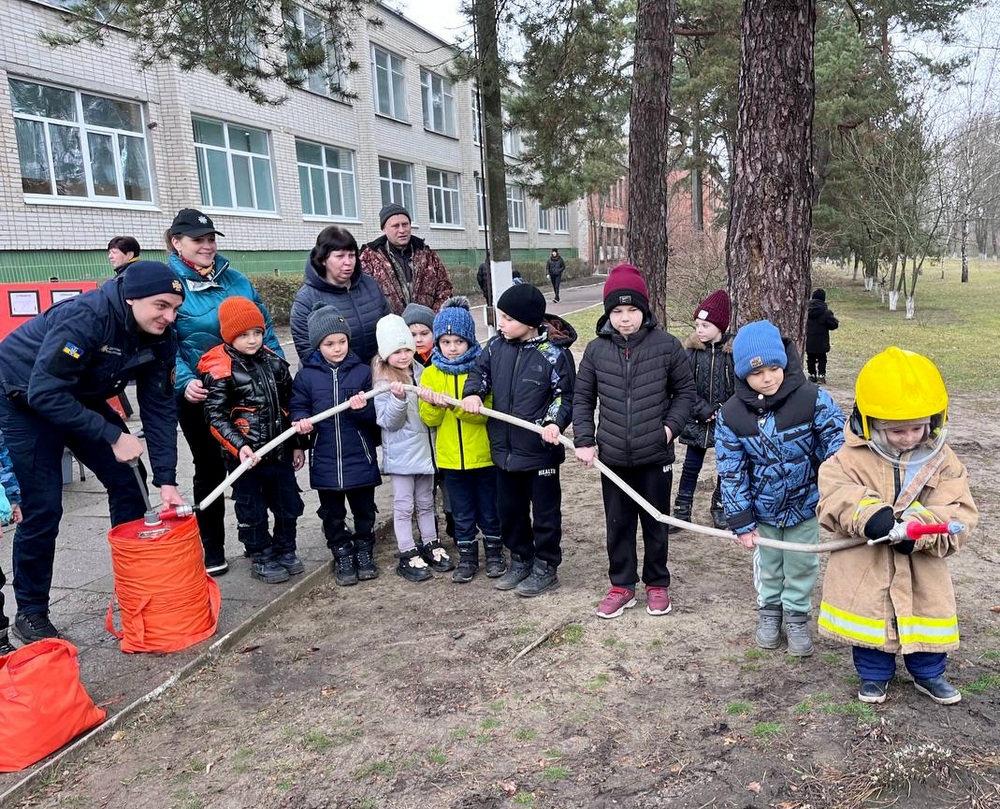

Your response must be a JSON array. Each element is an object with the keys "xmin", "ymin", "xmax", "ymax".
[{"xmin": 0, "ymin": 262, "xmax": 187, "ymax": 644}]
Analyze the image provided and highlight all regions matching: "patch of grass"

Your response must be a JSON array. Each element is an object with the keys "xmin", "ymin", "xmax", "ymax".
[
  {"xmin": 513, "ymin": 625, "xmax": 536, "ymax": 636},
  {"xmin": 513, "ymin": 728, "xmax": 539, "ymax": 741},
  {"xmin": 302, "ymin": 731, "xmax": 333, "ymax": 752},
  {"xmin": 982, "ymin": 650, "xmax": 1000, "ymax": 661},
  {"xmin": 586, "ymin": 673, "xmax": 612, "ymax": 691},
  {"xmin": 742, "ymin": 662, "xmax": 762, "ymax": 672},
  {"xmin": 475, "ymin": 733, "xmax": 492, "ymax": 744},
  {"xmin": 448, "ymin": 727, "xmax": 472, "ymax": 740},
  {"xmin": 820, "ymin": 652, "xmax": 841, "ymax": 665},
  {"xmin": 487, "ymin": 699, "xmax": 506, "ymax": 712},
  {"xmin": 600, "ymin": 636, "xmax": 625, "ymax": 650},
  {"xmin": 170, "ymin": 789, "xmax": 203, "ymax": 809},
  {"xmin": 752, "ymin": 722, "xmax": 783, "ymax": 743},
  {"xmin": 827, "ymin": 702, "xmax": 878, "ymax": 723},
  {"xmin": 480, "ymin": 717, "xmax": 502, "ymax": 729},
  {"xmin": 427, "ymin": 748, "xmax": 447, "ymax": 765},
  {"xmin": 351, "ymin": 760, "xmax": 395, "ymax": 781},
  {"xmin": 551, "ymin": 623, "xmax": 584, "ymax": 645},
  {"xmin": 543, "ymin": 748, "xmax": 563, "ymax": 760},
  {"xmin": 649, "ymin": 638, "xmax": 664, "ymax": 651},
  {"xmin": 962, "ymin": 674, "xmax": 1000, "ymax": 694},
  {"xmin": 726, "ymin": 701, "xmax": 754, "ymax": 716},
  {"xmin": 512, "ymin": 793, "xmax": 534, "ymax": 806},
  {"xmin": 229, "ymin": 748, "xmax": 253, "ymax": 774},
  {"xmin": 353, "ymin": 800, "xmax": 377, "ymax": 809},
  {"xmin": 542, "ymin": 765, "xmax": 570, "ymax": 780},
  {"xmin": 276, "ymin": 778, "xmax": 294, "ymax": 792}
]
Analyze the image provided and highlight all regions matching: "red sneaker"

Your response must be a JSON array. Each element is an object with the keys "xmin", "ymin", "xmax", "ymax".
[
  {"xmin": 597, "ymin": 586, "xmax": 637, "ymax": 619},
  {"xmin": 646, "ymin": 586, "xmax": 672, "ymax": 616}
]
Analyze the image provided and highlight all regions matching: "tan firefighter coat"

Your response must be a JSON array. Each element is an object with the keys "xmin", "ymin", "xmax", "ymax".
[{"xmin": 817, "ymin": 427, "xmax": 978, "ymax": 654}]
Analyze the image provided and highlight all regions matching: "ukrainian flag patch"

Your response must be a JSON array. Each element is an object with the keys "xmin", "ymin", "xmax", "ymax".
[{"xmin": 62, "ymin": 342, "xmax": 83, "ymax": 359}]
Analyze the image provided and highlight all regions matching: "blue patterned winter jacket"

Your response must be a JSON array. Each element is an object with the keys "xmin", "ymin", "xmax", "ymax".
[{"xmin": 715, "ymin": 344, "xmax": 845, "ymax": 534}]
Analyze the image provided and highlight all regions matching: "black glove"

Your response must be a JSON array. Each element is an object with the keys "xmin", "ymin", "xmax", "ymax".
[{"xmin": 863, "ymin": 506, "xmax": 895, "ymax": 541}]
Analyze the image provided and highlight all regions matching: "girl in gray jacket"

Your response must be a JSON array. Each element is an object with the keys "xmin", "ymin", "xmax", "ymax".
[{"xmin": 372, "ymin": 315, "xmax": 454, "ymax": 581}]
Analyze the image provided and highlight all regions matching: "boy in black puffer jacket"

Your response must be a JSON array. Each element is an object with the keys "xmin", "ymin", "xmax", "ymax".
[
  {"xmin": 462, "ymin": 283, "xmax": 576, "ymax": 598},
  {"xmin": 573, "ymin": 264, "xmax": 696, "ymax": 619},
  {"xmin": 199, "ymin": 297, "xmax": 306, "ymax": 584}
]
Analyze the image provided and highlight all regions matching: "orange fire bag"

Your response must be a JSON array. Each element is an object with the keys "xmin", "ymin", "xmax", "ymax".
[
  {"xmin": 106, "ymin": 514, "xmax": 221, "ymax": 653},
  {"xmin": 0, "ymin": 638, "xmax": 106, "ymax": 771}
]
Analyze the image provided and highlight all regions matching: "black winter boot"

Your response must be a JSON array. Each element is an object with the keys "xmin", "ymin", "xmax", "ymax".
[
  {"xmin": 710, "ymin": 494, "xmax": 728, "ymax": 531},
  {"xmin": 419, "ymin": 540, "xmax": 455, "ymax": 572},
  {"xmin": 331, "ymin": 541, "xmax": 358, "ymax": 586},
  {"xmin": 355, "ymin": 539, "xmax": 379, "ymax": 581},
  {"xmin": 483, "ymin": 536, "xmax": 507, "ymax": 578},
  {"xmin": 251, "ymin": 548, "xmax": 291, "ymax": 584},
  {"xmin": 668, "ymin": 496, "xmax": 693, "ymax": 534},
  {"xmin": 397, "ymin": 548, "xmax": 433, "ymax": 582},
  {"xmin": 494, "ymin": 554, "xmax": 533, "ymax": 591},
  {"xmin": 515, "ymin": 560, "xmax": 560, "ymax": 597},
  {"xmin": 452, "ymin": 543, "xmax": 479, "ymax": 583}
]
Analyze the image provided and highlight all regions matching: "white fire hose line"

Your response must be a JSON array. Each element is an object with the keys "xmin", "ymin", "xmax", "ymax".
[{"xmin": 187, "ymin": 383, "xmax": 866, "ymax": 555}]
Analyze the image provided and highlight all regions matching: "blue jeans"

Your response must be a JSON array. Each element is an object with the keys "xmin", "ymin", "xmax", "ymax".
[
  {"xmin": 852, "ymin": 646, "xmax": 946, "ymax": 681},
  {"xmin": 229, "ymin": 458, "xmax": 304, "ymax": 554},
  {"xmin": 0, "ymin": 396, "xmax": 147, "ymax": 619},
  {"xmin": 442, "ymin": 467, "xmax": 500, "ymax": 546}
]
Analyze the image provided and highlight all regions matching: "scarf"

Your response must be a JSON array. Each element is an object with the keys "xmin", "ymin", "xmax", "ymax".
[{"xmin": 431, "ymin": 342, "xmax": 482, "ymax": 376}]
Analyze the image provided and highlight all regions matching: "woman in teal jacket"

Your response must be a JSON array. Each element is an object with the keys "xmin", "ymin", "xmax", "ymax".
[{"xmin": 167, "ymin": 208, "xmax": 282, "ymax": 577}]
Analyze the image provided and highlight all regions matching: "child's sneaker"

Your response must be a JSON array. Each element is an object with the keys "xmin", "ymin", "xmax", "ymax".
[
  {"xmin": 755, "ymin": 604, "xmax": 783, "ymax": 649},
  {"xmin": 419, "ymin": 541, "xmax": 455, "ymax": 572},
  {"xmin": 913, "ymin": 675, "xmax": 961, "ymax": 705},
  {"xmin": 397, "ymin": 548, "xmax": 433, "ymax": 582},
  {"xmin": 597, "ymin": 586, "xmax": 636, "ymax": 619},
  {"xmin": 858, "ymin": 680, "xmax": 889, "ymax": 704},
  {"xmin": 645, "ymin": 586, "xmax": 672, "ymax": 616},
  {"xmin": 274, "ymin": 551, "xmax": 305, "ymax": 575}
]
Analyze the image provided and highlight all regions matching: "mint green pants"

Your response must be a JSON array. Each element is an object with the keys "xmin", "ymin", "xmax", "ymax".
[{"xmin": 753, "ymin": 518, "xmax": 819, "ymax": 614}]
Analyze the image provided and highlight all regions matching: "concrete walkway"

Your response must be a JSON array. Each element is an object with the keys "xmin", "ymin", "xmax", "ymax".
[{"xmin": 0, "ymin": 279, "xmax": 605, "ymax": 795}]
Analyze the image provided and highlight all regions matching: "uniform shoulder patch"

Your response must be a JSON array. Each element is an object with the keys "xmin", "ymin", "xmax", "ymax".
[{"xmin": 62, "ymin": 342, "xmax": 83, "ymax": 359}]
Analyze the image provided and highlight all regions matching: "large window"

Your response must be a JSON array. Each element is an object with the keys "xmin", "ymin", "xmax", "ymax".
[
  {"xmin": 372, "ymin": 46, "xmax": 407, "ymax": 120},
  {"xmin": 193, "ymin": 118, "xmax": 275, "ymax": 212},
  {"xmin": 378, "ymin": 158, "xmax": 414, "ymax": 215},
  {"xmin": 554, "ymin": 205, "xmax": 569, "ymax": 233},
  {"xmin": 503, "ymin": 125, "xmax": 522, "ymax": 158},
  {"xmin": 9, "ymin": 78, "xmax": 152, "ymax": 202},
  {"xmin": 506, "ymin": 184, "xmax": 526, "ymax": 231},
  {"xmin": 296, "ymin": 140, "xmax": 358, "ymax": 219},
  {"xmin": 420, "ymin": 69, "xmax": 456, "ymax": 137},
  {"xmin": 426, "ymin": 169, "xmax": 461, "ymax": 226},
  {"xmin": 472, "ymin": 89, "xmax": 482, "ymax": 145},
  {"xmin": 475, "ymin": 176, "xmax": 487, "ymax": 229},
  {"xmin": 537, "ymin": 207, "xmax": 550, "ymax": 233},
  {"xmin": 285, "ymin": 6, "xmax": 346, "ymax": 96}
]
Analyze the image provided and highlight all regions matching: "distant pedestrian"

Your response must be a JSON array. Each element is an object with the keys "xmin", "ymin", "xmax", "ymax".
[
  {"xmin": 107, "ymin": 236, "xmax": 141, "ymax": 275},
  {"xmin": 546, "ymin": 249, "xmax": 566, "ymax": 302},
  {"xmin": 806, "ymin": 289, "xmax": 838, "ymax": 385},
  {"xmin": 477, "ymin": 254, "xmax": 491, "ymax": 305}
]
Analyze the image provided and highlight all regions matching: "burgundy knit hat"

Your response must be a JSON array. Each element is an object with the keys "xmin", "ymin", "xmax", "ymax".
[
  {"xmin": 603, "ymin": 263, "xmax": 649, "ymax": 315},
  {"xmin": 694, "ymin": 289, "xmax": 731, "ymax": 332}
]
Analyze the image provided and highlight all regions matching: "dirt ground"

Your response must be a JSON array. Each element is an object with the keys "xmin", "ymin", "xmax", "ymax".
[{"xmin": 16, "ymin": 383, "xmax": 1000, "ymax": 809}]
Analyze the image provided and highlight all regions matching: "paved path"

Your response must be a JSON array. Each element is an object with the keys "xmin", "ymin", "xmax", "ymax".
[{"xmin": 0, "ymin": 277, "xmax": 606, "ymax": 796}]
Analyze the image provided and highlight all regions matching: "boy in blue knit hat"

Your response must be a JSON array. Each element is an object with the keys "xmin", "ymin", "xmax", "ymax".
[{"xmin": 715, "ymin": 320, "xmax": 845, "ymax": 656}]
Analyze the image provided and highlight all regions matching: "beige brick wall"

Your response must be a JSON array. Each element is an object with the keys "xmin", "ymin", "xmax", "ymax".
[{"xmin": 0, "ymin": 0, "xmax": 580, "ymax": 256}]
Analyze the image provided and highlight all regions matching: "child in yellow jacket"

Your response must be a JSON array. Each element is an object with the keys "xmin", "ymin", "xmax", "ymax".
[
  {"xmin": 818, "ymin": 347, "xmax": 978, "ymax": 705},
  {"xmin": 418, "ymin": 297, "xmax": 502, "ymax": 583}
]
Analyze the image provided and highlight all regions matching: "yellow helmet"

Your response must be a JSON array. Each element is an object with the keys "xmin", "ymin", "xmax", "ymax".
[{"xmin": 854, "ymin": 347, "xmax": 948, "ymax": 440}]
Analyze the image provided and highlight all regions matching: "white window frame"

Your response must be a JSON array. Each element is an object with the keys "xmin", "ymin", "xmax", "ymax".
[
  {"xmin": 537, "ymin": 207, "xmax": 550, "ymax": 233},
  {"xmin": 372, "ymin": 46, "xmax": 407, "ymax": 121},
  {"xmin": 503, "ymin": 125, "xmax": 521, "ymax": 158},
  {"xmin": 420, "ymin": 69, "xmax": 456, "ymax": 137},
  {"xmin": 554, "ymin": 205, "xmax": 569, "ymax": 233},
  {"xmin": 9, "ymin": 78, "xmax": 154, "ymax": 205},
  {"xmin": 193, "ymin": 117, "xmax": 276, "ymax": 213},
  {"xmin": 426, "ymin": 168, "xmax": 461, "ymax": 227},
  {"xmin": 472, "ymin": 88, "xmax": 482, "ymax": 145},
  {"xmin": 506, "ymin": 184, "xmax": 526, "ymax": 232},
  {"xmin": 296, "ymin": 139, "xmax": 359, "ymax": 221},
  {"xmin": 475, "ymin": 176, "xmax": 487, "ymax": 230},
  {"xmin": 286, "ymin": 6, "xmax": 347, "ymax": 96},
  {"xmin": 378, "ymin": 158, "xmax": 415, "ymax": 218}
]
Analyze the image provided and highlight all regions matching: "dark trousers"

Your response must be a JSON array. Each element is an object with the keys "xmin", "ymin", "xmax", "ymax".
[
  {"xmin": 0, "ymin": 396, "xmax": 147, "ymax": 621},
  {"xmin": 852, "ymin": 646, "xmax": 946, "ymax": 681},
  {"xmin": 549, "ymin": 274, "xmax": 562, "ymax": 299},
  {"xmin": 317, "ymin": 487, "xmax": 377, "ymax": 551},
  {"xmin": 806, "ymin": 352, "xmax": 827, "ymax": 377},
  {"xmin": 178, "ymin": 399, "xmax": 227, "ymax": 554},
  {"xmin": 601, "ymin": 463, "xmax": 672, "ymax": 587},
  {"xmin": 676, "ymin": 444, "xmax": 721, "ymax": 505},
  {"xmin": 496, "ymin": 467, "xmax": 562, "ymax": 567},
  {"xmin": 443, "ymin": 466, "xmax": 500, "ymax": 545},
  {"xmin": 229, "ymin": 459, "xmax": 304, "ymax": 554}
]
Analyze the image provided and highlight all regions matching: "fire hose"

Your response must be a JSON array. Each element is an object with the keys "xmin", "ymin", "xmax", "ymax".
[{"xmin": 153, "ymin": 383, "xmax": 935, "ymax": 554}]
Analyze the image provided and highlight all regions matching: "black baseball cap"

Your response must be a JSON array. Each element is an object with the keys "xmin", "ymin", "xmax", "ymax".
[{"xmin": 170, "ymin": 208, "xmax": 225, "ymax": 238}]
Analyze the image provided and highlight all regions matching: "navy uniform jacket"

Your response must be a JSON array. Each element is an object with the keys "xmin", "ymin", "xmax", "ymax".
[{"xmin": 0, "ymin": 276, "xmax": 179, "ymax": 486}]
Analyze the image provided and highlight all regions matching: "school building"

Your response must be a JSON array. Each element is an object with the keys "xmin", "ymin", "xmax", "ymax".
[{"xmin": 0, "ymin": 0, "xmax": 589, "ymax": 283}]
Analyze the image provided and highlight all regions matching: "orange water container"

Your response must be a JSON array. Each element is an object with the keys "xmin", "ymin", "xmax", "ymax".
[{"xmin": 106, "ymin": 515, "xmax": 221, "ymax": 653}]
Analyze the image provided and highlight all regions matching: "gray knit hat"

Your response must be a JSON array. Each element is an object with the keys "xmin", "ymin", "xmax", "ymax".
[
  {"xmin": 379, "ymin": 203, "xmax": 410, "ymax": 229},
  {"xmin": 308, "ymin": 302, "xmax": 351, "ymax": 349},
  {"xmin": 402, "ymin": 302, "xmax": 435, "ymax": 331}
]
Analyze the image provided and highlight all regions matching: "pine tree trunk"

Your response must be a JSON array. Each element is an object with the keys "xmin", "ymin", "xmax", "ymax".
[
  {"xmin": 725, "ymin": 0, "xmax": 815, "ymax": 346},
  {"xmin": 626, "ymin": 0, "xmax": 675, "ymax": 325}
]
